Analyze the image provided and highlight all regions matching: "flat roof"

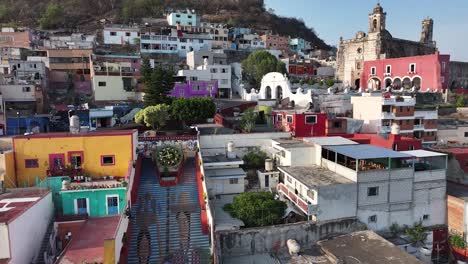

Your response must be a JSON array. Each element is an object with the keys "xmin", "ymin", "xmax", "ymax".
[
  {"xmin": 0, "ymin": 188, "xmax": 50, "ymax": 223},
  {"xmin": 447, "ymin": 181, "xmax": 468, "ymax": 201},
  {"xmin": 274, "ymin": 139, "xmax": 312, "ymax": 149},
  {"xmin": 203, "ymin": 155, "xmax": 243, "ymax": 164},
  {"xmin": 13, "ymin": 129, "xmax": 136, "ymax": 139},
  {"xmin": 318, "ymin": 231, "xmax": 422, "ymax": 264},
  {"xmin": 401, "ymin": 149, "xmax": 447, "ymax": 158},
  {"xmin": 279, "ymin": 166, "xmax": 353, "ymax": 188},
  {"xmin": 205, "ymin": 168, "xmax": 246, "ymax": 179},
  {"xmin": 304, "ymin": 136, "xmax": 359, "ymax": 146},
  {"xmin": 325, "ymin": 144, "xmax": 412, "ymax": 159},
  {"xmin": 58, "ymin": 216, "xmax": 120, "ymax": 264}
]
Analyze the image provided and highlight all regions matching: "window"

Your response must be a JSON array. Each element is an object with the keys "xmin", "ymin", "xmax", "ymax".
[
  {"xmin": 399, "ymin": 106, "xmax": 403, "ymax": 112},
  {"xmin": 207, "ymin": 85, "xmax": 214, "ymax": 91},
  {"xmin": 22, "ymin": 86, "xmax": 31, "ymax": 92},
  {"xmin": 25, "ymin": 159, "xmax": 38, "ymax": 168},
  {"xmin": 441, "ymin": 76, "xmax": 445, "ymax": 83},
  {"xmin": 188, "ymin": 15, "xmax": 192, "ymax": 19},
  {"xmin": 464, "ymin": 132, "xmax": 468, "ymax": 137},
  {"xmin": 125, "ymin": 32, "xmax": 131, "ymax": 37},
  {"xmin": 75, "ymin": 198, "xmax": 88, "ymax": 215},
  {"xmin": 176, "ymin": 14, "xmax": 181, "ymax": 18},
  {"xmin": 333, "ymin": 121, "xmax": 342, "ymax": 128},
  {"xmin": 181, "ymin": 45, "xmax": 186, "ymax": 50},
  {"xmin": 98, "ymin": 81, "xmax": 106, "ymax": 87},
  {"xmin": 442, "ymin": 62, "xmax": 446, "ymax": 71},
  {"xmin": 286, "ymin": 115, "xmax": 293, "ymax": 124},
  {"xmin": 357, "ymin": 48, "xmax": 362, "ymax": 54},
  {"xmin": 277, "ymin": 115, "xmax": 283, "ymax": 122},
  {"xmin": 287, "ymin": 176, "xmax": 292, "ymax": 183},
  {"xmin": 179, "ymin": 89, "xmax": 185, "ymax": 97},
  {"xmin": 356, "ymin": 62, "xmax": 361, "ymax": 70},
  {"xmin": 367, "ymin": 187, "xmax": 379, "ymax": 196},
  {"xmin": 221, "ymin": 68, "xmax": 227, "ymax": 73},
  {"xmin": 423, "ymin": 214, "xmax": 430, "ymax": 221},
  {"xmin": 406, "ymin": 120, "xmax": 410, "ymax": 125},
  {"xmin": 220, "ymin": 79, "xmax": 228, "ymax": 84},
  {"xmin": 229, "ymin": 178, "xmax": 239, "ymax": 184},
  {"xmin": 386, "ymin": 65, "xmax": 391, "ymax": 74},
  {"xmin": 69, "ymin": 152, "xmax": 83, "ymax": 168},
  {"xmin": 106, "ymin": 195, "xmax": 119, "ymax": 215},
  {"xmin": 190, "ymin": 76, "xmax": 198, "ymax": 81},
  {"xmin": 210, "ymin": 68, "xmax": 217, "ymax": 73},
  {"xmin": 101, "ymin": 155, "xmax": 115, "ymax": 166},
  {"xmin": 368, "ymin": 215, "xmax": 377, "ymax": 223},
  {"xmin": 371, "ymin": 67, "xmax": 376, "ymax": 75},
  {"xmin": 409, "ymin": 63, "xmax": 416, "ymax": 73},
  {"xmin": 193, "ymin": 85, "xmax": 201, "ymax": 91},
  {"xmin": 307, "ymin": 190, "xmax": 315, "ymax": 200},
  {"xmin": 110, "ymin": 32, "xmax": 117, "ymax": 36},
  {"xmin": 305, "ymin": 115, "xmax": 317, "ymax": 124}
]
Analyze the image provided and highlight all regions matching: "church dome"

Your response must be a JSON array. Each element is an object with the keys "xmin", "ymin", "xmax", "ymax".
[{"xmin": 373, "ymin": 3, "xmax": 384, "ymax": 13}]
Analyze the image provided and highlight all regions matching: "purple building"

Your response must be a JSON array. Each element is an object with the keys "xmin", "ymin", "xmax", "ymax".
[{"xmin": 170, "ymin": 80, "xmax": 218, "ymax": 98}]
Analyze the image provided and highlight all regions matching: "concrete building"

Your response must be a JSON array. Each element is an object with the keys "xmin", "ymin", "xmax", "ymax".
[
  {"xmin": 178, "ymin": 62, "xmax": 231, "ymax": 98},
  {"xmin": 289, "ymin": 37, "xmax": 311, "ymax": 58},
  {"xmin": 140, "ymin": 32, "xmax": 212, "ymax": 57},
  {"xmin": 261, "ymin": 33, "xmax": 290, "ymax": 54},
  {"xmin": 199, "ymin": 22, "xmax": 230, "ymax": 49},
  {"xmin": 43, "ymin": 33, "xmax": 96, "ymax": 49},
  {"xmin": 0, "ymin": 188, "xmax": 54, "ymax": 263},
  {"xmin": 360, "ymin": 52, "xmax": 450, "ymax": 92},
  {"xmin": 447, "ymin": 181, "xmax": 468, "ymax": 241},
  {"xmin": 103, "ymin": 25, "xmax": 140, "ymax": 45},
  {"xmin": 186, "ymin": 50, "xmax": 227, "ymax": 70},
  {"xmin": 276, "ymin": 137, "xmax": 447, "ymax": 230},
  {"xmin": 351, "ymin": 93, "xmax": 438, "ymax": 144},
  {"xmin": 336, "ymin": 4, "xmax": 436, "ymax": 88},
  {"xmin": 91, "ymin": 54, "xmax": 143, "ymax": 103},
  {"xmin": 281, "ymin": 58, "xmax": 315, "ymax": 78},
  {"xmin": 0, "ymin": 29, "xmax": 32, "ymax": 49},
  {"xmin": 235, "ymin": 33, "xmax": 266, "ymax": 51},
  {"xmin": 203, "ymin": 154, "xmax": 246, "ymax": 196},
  {"xmin": 167, "ymin": 10, "xmax": 198, "ymax": 27}
]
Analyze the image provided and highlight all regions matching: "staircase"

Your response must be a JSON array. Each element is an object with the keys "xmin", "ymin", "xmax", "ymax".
[
  {"xmin": 127, "ymin": 158, "xmax": 210, "ymax": 264},
  {"xmin": 35, "ymin": 222, "xmax": 54, "ymax": 264}
]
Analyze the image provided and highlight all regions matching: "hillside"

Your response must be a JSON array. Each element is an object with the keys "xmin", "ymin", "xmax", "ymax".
[{"xmin": 0, "ymin": 0, "xmax": 331, "ymax": 50}]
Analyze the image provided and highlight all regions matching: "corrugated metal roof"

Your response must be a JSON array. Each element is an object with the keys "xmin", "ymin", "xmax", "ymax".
[
  {"xmin": 325, "ymin": 144, "xmax": 412, "ymax": 159},
  {"xmin": 304, "ymin": 136, "xmax": 358, "ymax": 146},
  {"xmin": 400, "ymin": 149, "xmax": 447, "ymax": 158}
]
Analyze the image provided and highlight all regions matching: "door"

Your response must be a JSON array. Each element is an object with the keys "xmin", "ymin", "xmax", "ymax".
[
  {"xmin": 264, "ymin": 175, "xmax": 269, "ymax": 188},
  {"xmin": 214, "ymin": 182, "xmax": 224, "ymax": 195},
  {"xmin": 107, "ymin": 196, "xmax": 119, "ymax": 215},
  {"xmin": 49, "ymin": 153, "xmax": 65, "ymax": 169}
]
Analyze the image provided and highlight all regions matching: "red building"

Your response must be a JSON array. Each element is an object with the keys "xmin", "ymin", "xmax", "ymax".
[
  {"xmin": 272, "ymin": 110, "xmax": 347, "ymax": 138},
  {"xmin": 348, "ymin": 133, "xmax": 422, "ymax": 151},
  {"xmin": 360, "ymin": 51, "xmax": 450, "ymax": 92},
  {"xmin": 282, "ymin": 58, "xmax": 315, "ymax": 77}
]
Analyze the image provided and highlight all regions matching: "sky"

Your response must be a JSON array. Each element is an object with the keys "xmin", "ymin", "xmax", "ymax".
[{"xmin": 264, "ymin": 0, "xmax": 468, "ymax": 61}]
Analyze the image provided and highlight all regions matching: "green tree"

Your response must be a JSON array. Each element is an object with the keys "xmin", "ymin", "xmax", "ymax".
[
  {"xmin": 240, "ymin": 107, "xmax": 256, "ymax": 133},
  {"xmin": 170, "ymin": 98, "xmax": 216, "ymax": 126},
  {"xmin": 241, "ymin": 50, "xmax": 287, "ymax": 88},
  {"xmin": 143, "ymin": 66, "xmax": 174, "ymax": 106},
  {"xmin": 456, "ymin": 95, "xmax": 465, "ymax": 108},
  {"xmin": 39, "ymin": 3, "xmax": 64, "ymax": 29},
  {"xmin": 135, "ymin": 104, "xmax": 170, "ymax": 131},
  {"xmin": 243, "ymin": 150, "xmax": 268, "ymax": 169},
  {"xmin": 325, "ymin": 79, "xmax": 335, "ymax": 87},
  {"xmin": 224, "ymin": 192, "xmax": 286, "ymax": 227},
  {"xmin": 0, "ymin": 4, "xmax": 9, "ymax": 22}
]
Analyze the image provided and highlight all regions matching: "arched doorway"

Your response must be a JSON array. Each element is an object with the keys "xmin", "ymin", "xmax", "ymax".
[
  {"xmin": 392, "ymin": 78, "xmax": 402, "ymax": 89},
  {"xmin": 276, "ymin": 86, "xmax": 283, "ymax": 100},
  {"xmin": 265, "ymin": 86, "xmax": 272, "ymax": 99},
  {"xmin": 402, "ymin": 77, "xmax": 412, "ymax": 89},
  {"xmin": 385, "ymin": 78, "xmax": 392, "ymax": 89},
  {"xmin": 355, "ymin": 79, "xmax": 361, "ymax": 89},
  {"xmin": 367, "ymin": 78, "xmax": 381, "ymax": 90},
  {"xmin": 412, "ymin": 77, "xmax": 421, "ymax": 90}
]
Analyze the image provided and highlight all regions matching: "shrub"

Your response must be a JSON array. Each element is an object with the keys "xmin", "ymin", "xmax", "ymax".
[
  {"xmin": 243, "ymin": 150, "xmax": 268, "ymax": 169},
  {"xmin": 308, "ymin": 79, "xmax": 316, "ymax": 86},
  {"xmin": 405, "ymin": 222, "xmax": 427, "ymax": 245},
  {"xmin": 450, "ymin": 234, "xmax": 466, "ymax": 250},
  {"xmin": 325, "ymin": 79, "xmax": 335, "ymax": 87},
  {"xmin": 456, "ymin": 95, "xmax": 465, "ymax": 108}
]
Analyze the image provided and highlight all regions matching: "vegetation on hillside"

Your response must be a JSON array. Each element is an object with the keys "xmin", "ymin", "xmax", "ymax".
[{"xmin": 0, "ymin": 0, "xmax": 330, "ymax": 50}]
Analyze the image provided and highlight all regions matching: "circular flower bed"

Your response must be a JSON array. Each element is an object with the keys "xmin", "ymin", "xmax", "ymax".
[{"xmin": 156, "ymin": 145, "xmax": 182, "ymax": 168}]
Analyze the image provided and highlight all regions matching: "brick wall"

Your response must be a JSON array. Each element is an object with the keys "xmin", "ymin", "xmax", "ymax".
[{"xmin": 448, "ymin": 195, "xmax": 465, "ymax": 235}]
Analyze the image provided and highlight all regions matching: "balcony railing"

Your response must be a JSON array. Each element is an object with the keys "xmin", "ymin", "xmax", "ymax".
[
  {"xmin": 47, "ymin": 166, "xmax": 83, "ymax": 177},
  {"xmin": 277, "ymin": 183, "xmax": 309, "ymax": 214},
  {"xmin": 413, "ymin": 124, "xmax": 424, "ymax": 130},
  {"xmin": 381, "ymin": 112, "xmax": 395, "ymax": 119}
]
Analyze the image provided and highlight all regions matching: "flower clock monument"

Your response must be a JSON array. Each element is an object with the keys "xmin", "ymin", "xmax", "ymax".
[{"xmin": 155, "ymin": 145, "xmax": 183, "ymax": 185}]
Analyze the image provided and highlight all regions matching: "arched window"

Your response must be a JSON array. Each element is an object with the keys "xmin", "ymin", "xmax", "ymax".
[
  {"xmin": 402, "ymin": 77, "xmax": 412, "ymax": 89},
  {"xmin": 392, "ymin": 78, "xmax": 402, "ymax": 89},
  {"xmin": 412, "ymin": 77, "xmax": 421, "ymax": 90},
  {"xmin": 385, "ymin": 79, "xmax": 392, "ymax": 89},
  {"xmin": 276, "ymin": 86, "xmax": 283, "ymax": 100},
  {"xmin": 373, "ymin": 19, "xmax": 378, "ymax": 31},
  {"xmin": 265, "ymin": 86, "xmax": 272, "ymax": 99}
]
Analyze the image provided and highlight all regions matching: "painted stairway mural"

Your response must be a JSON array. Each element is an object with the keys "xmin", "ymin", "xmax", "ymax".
[{"xmin": 127, "ymin": 157, "xmax": 210, "ymax": 263}]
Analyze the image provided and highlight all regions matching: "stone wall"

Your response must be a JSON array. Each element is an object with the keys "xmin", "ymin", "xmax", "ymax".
[
  {"xmin": 214, "ymin": 218, "xmax": 359, "ymax": 261},
  {"xmin": 450, "ymin": 61, "xmax": 468, "ymax": 89}
]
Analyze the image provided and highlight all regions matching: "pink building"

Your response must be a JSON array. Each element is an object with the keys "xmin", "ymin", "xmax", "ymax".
[{"xmin": 360, "ymin": 52, "xmax": 450, "ymax": 92}]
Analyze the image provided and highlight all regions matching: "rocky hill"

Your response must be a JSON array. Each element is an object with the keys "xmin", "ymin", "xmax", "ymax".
[{"xmin": 0, "ymin": 0, "xmax": 331, "ymax": 50}]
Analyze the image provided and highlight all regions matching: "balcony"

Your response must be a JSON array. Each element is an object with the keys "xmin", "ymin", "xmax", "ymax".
[
  {"xmin": 381, "ymin": 112, "xmax": 395, "ymax": 119},
  {"xmin": 413, "ymin": 124, "xmax": 424, "ymax": 130},
  {"xmin": 277, "ymin": 183, "xmax": 310, "ymax": 215},
  {"xmin": 382, "ymin": 97, "xmax": 415, "ymax": 106}
]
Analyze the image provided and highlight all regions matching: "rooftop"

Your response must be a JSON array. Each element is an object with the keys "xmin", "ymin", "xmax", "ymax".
[
  {"xmin": 13, "ymin": 129, "xmax": 137, "ymax": 139},
  {"xmin": 304, "ymin": 136, "xmax": 358, "ymax": 146},
  {"xmin": 400, "ymin": 149, "xmax": 447, "ymax": 158},
  {"xmin": 318, "ymin": 231, "xmax": 422, "ymax": 264},
  {"xmin": 279, "ymin": 166, "xmax": 353, "ymax": 188},
  {"xmin": 274, "ymin": 139, "xmax": 312, "ymax": 149},
  {"xmin": 0, "ymin": 188, "xmax": 50, "ymax": 223},
  {"xmin": 63, "ymin": 179, "xmax": 126, "ymax": 192},
  {"xmin": 447, "ymin": 181, "xmax": 468, "ymax": 201},
  {"xmin": 205, "ymin": 168, "xmax": 246, "ymax": 179},
  {"xmin": 58, "ymin": 216, "xmax": 120, "ymax": 264},
  {"xmin": 202, "ymin": 154, "xmax": 243, "ymax": 164},
  {"xmin": 325, "ymin": 144, "xmax": 412, "ymax": 159}
]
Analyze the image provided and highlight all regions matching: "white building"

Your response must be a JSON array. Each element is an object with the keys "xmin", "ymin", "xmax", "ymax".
[
  {"xmin": 186, "ymin": 50, "xmax": 227, "ymax": 70},
  {"xmin": 103, "ymin": 25, "xmax": 140, "ymax": 45},
  {"xmin": 140, "ymin": 32, "xmax": 212, "ymax": 58},
  {"xmin": 0, "ymin": 188, "xmax": 54, "ymax": 263},
  {"xmin": 275, "ymin": 137, "xmax": 447, "ymax": 231},
  {"xmin": 178, "ymin": 62, "xmax": 231, "ymax": 98},
  {"xmin": 351, "ymin": 93, "xmax": 438, "ymax": 144},
  {"xmin": 203, "ymin": 154, "xmax": 246, "ymax": 196},
  {"xmin": 43, "ymin": 34, "xmax": 96, "ymax": 49}
]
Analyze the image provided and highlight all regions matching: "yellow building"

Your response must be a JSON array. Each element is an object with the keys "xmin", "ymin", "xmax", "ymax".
[{"xmin": 12, "ymin": 129, "xmax": 138, "ymax": 187}]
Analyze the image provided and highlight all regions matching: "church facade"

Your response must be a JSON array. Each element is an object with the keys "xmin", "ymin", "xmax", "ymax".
[{"xmin": 336, "ymin": 4, "xmax": 437, "ymax": 88}]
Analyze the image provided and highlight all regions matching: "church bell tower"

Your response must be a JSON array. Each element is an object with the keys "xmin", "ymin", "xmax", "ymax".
[{"xmin": 369, "ymin": 3, "xmax": 386, "ymax": 33}]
